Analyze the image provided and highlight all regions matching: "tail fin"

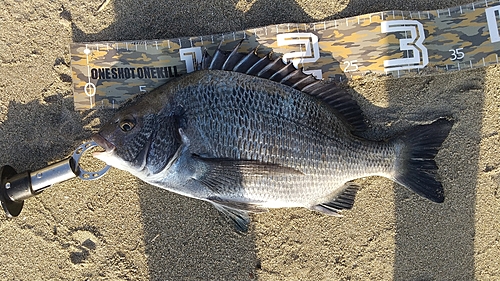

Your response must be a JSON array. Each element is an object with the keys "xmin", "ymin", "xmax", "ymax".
[{"xmin": 393, "ymin": 118, "xmax": 454, "ymax": 203}]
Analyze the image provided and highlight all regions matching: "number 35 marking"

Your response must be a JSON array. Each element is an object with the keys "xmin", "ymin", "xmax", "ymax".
[{"xmin": 449, "ymin": 48, "xmax": 464, "ymax": 61}]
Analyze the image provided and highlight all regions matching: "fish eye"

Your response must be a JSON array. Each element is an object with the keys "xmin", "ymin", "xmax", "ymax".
[{"xmin": 119, "ymin": 119, "xmax": 136, "ymax": 132}]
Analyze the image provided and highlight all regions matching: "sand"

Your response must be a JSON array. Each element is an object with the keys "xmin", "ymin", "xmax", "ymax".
[{"xmin": 0, "ymin": 0, "xmax": 498, "ymax": 280}]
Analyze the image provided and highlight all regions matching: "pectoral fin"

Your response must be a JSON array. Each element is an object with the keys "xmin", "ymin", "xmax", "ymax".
[
  {"xmin": 208, "ymin": 196, "xmax": 268, "ymax": 213},
  {"xmin": 191, "ymin": 155, "xmax": 302, "ymax": 194},
  {"xmin": 310, "ymin": 183, "xmax": 359, "ymax": 216}
]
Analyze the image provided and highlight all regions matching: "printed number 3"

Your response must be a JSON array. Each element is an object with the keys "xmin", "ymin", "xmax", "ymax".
[
  {"xmin": 380, "ymin": 20, "xmax": 428, "ymax": 71},
  {"xmin": 449, "ymin": 48, "xmax": 464, "ymax": 61}
]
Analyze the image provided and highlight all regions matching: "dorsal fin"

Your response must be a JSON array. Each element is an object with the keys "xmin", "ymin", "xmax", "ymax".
[{"xmin": 199, "ymin": 42, "xmax": 367, "ymax": 133}]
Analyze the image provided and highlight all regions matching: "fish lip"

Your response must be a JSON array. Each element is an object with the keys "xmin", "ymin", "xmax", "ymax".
[{"xmin": 91, "ymin": 133, "xmax": 116, "ymax": 152}]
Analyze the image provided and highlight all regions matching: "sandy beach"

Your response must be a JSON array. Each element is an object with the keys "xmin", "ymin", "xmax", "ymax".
[{"xmin": 1, "ymin": 0, "xmax": 499, "ymax": 280}]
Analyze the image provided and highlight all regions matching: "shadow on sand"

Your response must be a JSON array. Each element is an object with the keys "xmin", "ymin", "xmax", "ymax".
[{"xmin": 69, "ymin": 0, "xmax": 478, "ymax": 279}]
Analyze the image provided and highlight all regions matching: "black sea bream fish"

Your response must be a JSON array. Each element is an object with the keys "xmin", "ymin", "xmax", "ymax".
[{"xmin": 92, "ymin": 43, "xmax": 453, "ymax": 231}]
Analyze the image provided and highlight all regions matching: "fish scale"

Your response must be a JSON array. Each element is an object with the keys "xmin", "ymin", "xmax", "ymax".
[
  {"xmin": 93, "ymin": 46, "xmax": 454, "ymax": 232},
  {"xmin": 176, "ymin": 71, "xmax": 395, "ymax": 205}
]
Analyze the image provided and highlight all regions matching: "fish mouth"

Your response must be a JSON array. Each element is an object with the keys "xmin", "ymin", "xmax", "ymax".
[{"xmin": 91, "ymin": 133, "xmax": 116, "ymax": 156}]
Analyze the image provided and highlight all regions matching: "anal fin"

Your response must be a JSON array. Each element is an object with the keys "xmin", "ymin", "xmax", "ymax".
[
  {"xmin": 211, "ymin": 202, "xmax": 251, "ymax": 232},
  {"xmin": 310, "ymin": 183, "xmax": 359, "ymax": 216}
]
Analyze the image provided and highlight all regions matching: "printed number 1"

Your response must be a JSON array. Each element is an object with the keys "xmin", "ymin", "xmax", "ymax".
[{"xmin": 179, "ymin": 47, "xmax": 203, "ymax": 73}]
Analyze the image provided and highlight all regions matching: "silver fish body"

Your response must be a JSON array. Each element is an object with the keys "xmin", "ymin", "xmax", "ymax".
[
  {"xmin": 155, "ymin": 71, "xmax": 394, "ymax": 204},
  {"xmin": 93, "ymin": 46, "xmax": 453, "ymax": 231}
]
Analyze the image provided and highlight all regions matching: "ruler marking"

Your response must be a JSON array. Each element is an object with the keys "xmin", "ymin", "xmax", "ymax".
[
  {"xmin": 85, "ymin": 43, "xmax": 94, "ymax": 108},
  {"xmin": 72, "ymin": 0, "xmax": 500, "ymax": 110},
  {"xmin": 84, "ymin": 44, "xmax": 90, "ymax": 65}
]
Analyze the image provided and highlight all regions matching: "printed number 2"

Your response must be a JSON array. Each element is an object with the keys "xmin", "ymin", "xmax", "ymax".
[
  {"xmin": 381, "ymin": 20, "xmax": 428, "ymax": 71},
  {"xmin": 449, "ymin": 48, "xmax": 464, "ymax": 61},
  {"xmin": 277, "ymin": 33, "xmax": 322, "ymax": 79}
]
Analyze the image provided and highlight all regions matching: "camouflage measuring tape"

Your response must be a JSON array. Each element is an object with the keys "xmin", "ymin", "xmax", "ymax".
[{"xmin": 71, "ymin": 0, "xmax": 500, "ymax": 110}]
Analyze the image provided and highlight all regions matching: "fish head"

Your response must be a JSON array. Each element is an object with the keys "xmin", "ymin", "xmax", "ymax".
[{"xmin": 92, "ymin": 104, "xmax": 158, "ymax": 174}]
